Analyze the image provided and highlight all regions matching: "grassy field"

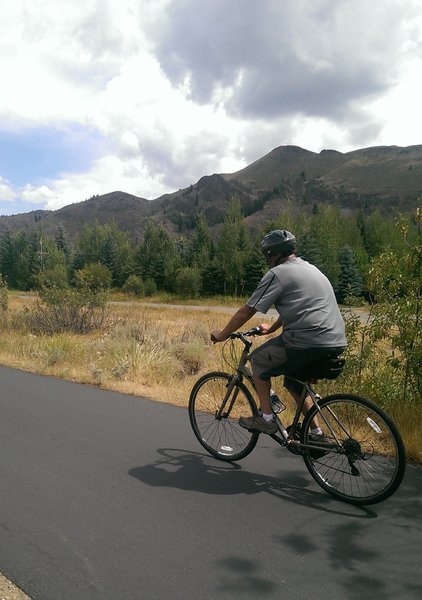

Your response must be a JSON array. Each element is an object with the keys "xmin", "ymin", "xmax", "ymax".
[{"xmin": 1, "ymin": 292, "xmax": 420, "ymax": 462}]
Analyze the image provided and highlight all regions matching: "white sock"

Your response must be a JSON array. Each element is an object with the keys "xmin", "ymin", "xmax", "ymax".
[
  {"xmin": 311, "ymin": 427, "xmax": 323, "ymax": 435},
  {"xmin": 262, "ymin": 413, "xmax": 274, "ymax": 422}
]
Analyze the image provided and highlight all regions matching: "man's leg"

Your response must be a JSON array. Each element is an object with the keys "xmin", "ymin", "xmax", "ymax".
[
  {"xmin": 289, "ymin": 389, "xmax": 319, "ymax": 425},
  {"xmin": 237, "ymin": 365, "xmax": 277, "ymax": 434},
  {"xmin": 253, "ymin": 373, "xmax": 272, "ymax": 415}
]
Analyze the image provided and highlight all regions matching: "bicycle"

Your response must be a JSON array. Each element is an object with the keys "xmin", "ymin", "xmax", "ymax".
[{"xmin": 188, "ymin": 327, "xmax": 406, "ymax": 505}]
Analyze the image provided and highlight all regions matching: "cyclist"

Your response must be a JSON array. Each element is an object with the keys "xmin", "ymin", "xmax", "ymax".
[{"xmin": 211, "ymin": 229, "xmax": 347, "ymax": 438}]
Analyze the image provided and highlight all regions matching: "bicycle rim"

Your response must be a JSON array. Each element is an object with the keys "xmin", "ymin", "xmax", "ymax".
[
  {"xmin": 188, "ymin": 372, "xmax": 259, "ymax": 461},
  {"xmin": 302, "ymin": 394, "xmax": 406, "ymax": 505}
]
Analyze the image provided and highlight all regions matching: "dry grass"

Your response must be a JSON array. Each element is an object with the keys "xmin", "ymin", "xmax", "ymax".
[
  {"xmin": 1, "ymin": 297, "xmax": 260, "ymax": 409},
  {"xmin": 1, "ymin": 294, "xmax": 421, "ymax": 462}
]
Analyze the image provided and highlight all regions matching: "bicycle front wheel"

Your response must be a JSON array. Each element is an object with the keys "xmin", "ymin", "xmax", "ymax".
[
  {"xmin": 188, "ymin": 372, "xmax": 259, "ymax": 461},
  {"xmin": 302, "ymin": 394, "xmax": 406, "ymax": 505}
]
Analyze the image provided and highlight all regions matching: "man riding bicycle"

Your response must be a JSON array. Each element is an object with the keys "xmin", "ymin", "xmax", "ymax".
[{"xmin": 211, "ymin": 229, "xmax": 347, "ymax": 439}]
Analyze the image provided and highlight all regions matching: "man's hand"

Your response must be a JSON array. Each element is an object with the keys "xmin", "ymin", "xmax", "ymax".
[
  {"xmin": 210, "ymin": 329, "xmax": 227, "ymax": 343},
  {"xmin": 257, "ymin": 323, "xmax": 271, "ymax": 335}
]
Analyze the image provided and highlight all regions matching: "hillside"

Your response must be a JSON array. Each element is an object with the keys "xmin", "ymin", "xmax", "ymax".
[{"xmin": 1, "ymin": 144, "xmax": 421, "ymax": 241}]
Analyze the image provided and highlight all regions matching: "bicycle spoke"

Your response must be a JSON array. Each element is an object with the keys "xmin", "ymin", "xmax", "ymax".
[
  {"xmin": 189, "ymin": 372, "xmax": 259, "ymax": 461},
  {"xmin": 302, "ymin": 394, "xmax": 405, "ymax": 505}
]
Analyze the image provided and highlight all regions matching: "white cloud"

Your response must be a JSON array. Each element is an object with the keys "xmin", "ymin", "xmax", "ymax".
[
  {"xmin": 0, "ymin": 176, "xmax": 17, "ymax": 202},
  {"xmin": 0, "ymin": 0, "xmax": 421, "ymax": 214}
]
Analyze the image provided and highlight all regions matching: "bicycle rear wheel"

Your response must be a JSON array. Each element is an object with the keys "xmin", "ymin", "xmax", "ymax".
[
  {"xmin": 301, "ymin": 394, "xmax": 406, "ymax": 505},
  {"xmin": 189, "ymin": 371, "xmax": 259, "ymax": 461}
]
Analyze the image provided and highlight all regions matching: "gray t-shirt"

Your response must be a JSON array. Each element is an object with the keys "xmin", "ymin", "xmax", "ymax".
[{"xmin": 246, "ymin": 256, "xmax": 347, "ymax": 349}]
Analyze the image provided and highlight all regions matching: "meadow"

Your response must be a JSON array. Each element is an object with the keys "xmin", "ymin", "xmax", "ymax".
[{"xmin": 1, "ymin": 293, "xmax": 420, "ymax": 462}]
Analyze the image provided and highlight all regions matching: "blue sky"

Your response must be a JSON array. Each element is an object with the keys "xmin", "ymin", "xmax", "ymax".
[
  {"xmin": 1, "ymin": 0, "xmax": 422, "ymax": 216},
  {"xmin": 0, "ymin": 126, "xmax": 106, "ymax": 186}
]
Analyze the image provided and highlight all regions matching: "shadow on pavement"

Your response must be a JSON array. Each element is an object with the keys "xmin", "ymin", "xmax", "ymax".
[{"xmin": 129, "ymin": 448, "xmax": 377, "ymax": 519}]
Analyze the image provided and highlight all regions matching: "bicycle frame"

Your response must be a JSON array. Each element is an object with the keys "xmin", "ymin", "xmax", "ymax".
[{"xmin": 222, "ymin": 330, "xmax": 343, "ymax": 455}]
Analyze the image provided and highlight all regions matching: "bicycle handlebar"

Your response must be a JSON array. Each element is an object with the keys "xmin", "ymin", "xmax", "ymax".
[
  {"xmin": 229, "ymin": 327, "xmax": 262, "ymax": 339},
  {"xmin": 211, "ymin": 326, "xmax": 262, "ymax": 343}
]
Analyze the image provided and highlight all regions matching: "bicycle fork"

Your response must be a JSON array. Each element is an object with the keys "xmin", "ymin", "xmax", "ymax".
[{"xmin": 214, "ymin": 375, "xmax": 243, "ymax": 420}]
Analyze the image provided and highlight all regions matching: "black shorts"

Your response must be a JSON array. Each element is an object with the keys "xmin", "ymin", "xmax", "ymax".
[{"xmin": 250, "ymin": 336, "xmax": 346, "ymax": 396}]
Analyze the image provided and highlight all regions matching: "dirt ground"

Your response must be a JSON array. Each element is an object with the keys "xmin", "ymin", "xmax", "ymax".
[{"xmin": 0, "ymin": 573, "xmax": 31, "ymax": 600}]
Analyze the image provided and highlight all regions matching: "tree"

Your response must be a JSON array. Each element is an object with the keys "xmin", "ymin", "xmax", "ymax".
[
  {"xmin": 135, "ymin": 222, "xmax": 177, "ymax": 290},
  {"xmin": 367, "ymin": 204, "xmax": 422, "ymax": 401},
  {"xmin": 13, "ymin": 231, "xmax": 32, "ymax": 290},
  {"xmin": 296, "ymin": 231, "xmax": 325, "ymax": 272},
  {"xmin": 201, "ymin": 259, "xmax": 225, "ymax": 296},
  {"xmin": 336, "ymin": 246, "xmax": 363, "ymax": 303},
  {"xmin": 55, "ymin": 224, "xmax": 72, "ymax": 264},
  {"xmin": 0, "ymin": 232, "xmax": 15, "ymax": 287},
  {"xmin": 189, "ymin": 213, "xmax": 212, "ymax": 268},
  {"xmin": 242, "ymin": 243, "xmax": 266, "ymax": 295},
  {"xmin": 359, "ymin": 210, "xmax": 402, "ymax": 258},
  {"xmin": 216, "ymin": 198, "xmax": 251, "ymax": 295},
  {"xmin": 174, "ymin": 267, "xmax": 202, "ymax": 298},
  {"xmin": 73, "ymin": 222, "xmax": 133, "ymax": 287}
]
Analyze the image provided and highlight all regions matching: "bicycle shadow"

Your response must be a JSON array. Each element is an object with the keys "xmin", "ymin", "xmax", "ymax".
[{"xmin": 128, "ymin": 448, "xmax": 376, "ymax": 518}]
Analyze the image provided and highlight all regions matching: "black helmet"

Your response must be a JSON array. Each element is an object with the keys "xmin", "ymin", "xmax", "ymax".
[{"xmin": 261, "ymin": 229, "xmax": 296, "ymax": 257}]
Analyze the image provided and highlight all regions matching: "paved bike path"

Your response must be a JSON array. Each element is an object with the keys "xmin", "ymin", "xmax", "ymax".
[{"xmin": 0, "ymin": 366, "xmax": 421, "ymax": 600}]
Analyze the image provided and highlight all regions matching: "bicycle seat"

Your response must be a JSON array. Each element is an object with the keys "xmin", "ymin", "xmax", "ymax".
[{"xmin": 291, "ymin": 356, "xmax": 345, "ymax": 383}]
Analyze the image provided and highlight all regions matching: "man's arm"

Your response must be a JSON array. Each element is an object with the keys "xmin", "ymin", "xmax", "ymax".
[{"xmin": 211, "ymin": 305, "xmax": 257, "ymax": 342}]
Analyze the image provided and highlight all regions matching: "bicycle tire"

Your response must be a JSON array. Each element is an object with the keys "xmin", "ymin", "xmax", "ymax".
[
  {"xmin": 301, "ymin": 394, "xmax": 406, "ymax": 505},
  {"xmin": 188, "ymin": 371, "xmax": 259, "ymax": 461}
]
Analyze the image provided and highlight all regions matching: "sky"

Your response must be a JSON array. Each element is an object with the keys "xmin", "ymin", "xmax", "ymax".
[{"xmin": 0, "ymin": 0, "xmax": 422, "ymax": 216}]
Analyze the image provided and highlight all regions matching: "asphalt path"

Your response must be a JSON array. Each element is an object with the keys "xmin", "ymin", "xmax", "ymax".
[{"xmin": 0, "ymin": 366, "xmax": 421, "ymax": 600}]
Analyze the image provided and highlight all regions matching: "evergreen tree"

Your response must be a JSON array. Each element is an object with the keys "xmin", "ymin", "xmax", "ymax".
[
  {"xmin": 0, "ymin": 232, "xmax": 15, "ymax": 287},
  {"xmin": 216, "ymin": 198, "xmax": 251, "ymax": 295},
  {"xmin": 242, "ymin": 243, "xmax": 266, "ymax": 295},
  {"xmin": 336, "ymin": 245, "xmax": 363, "ymax": 303},
  {"xmin": 296, "ymin": 231, "xmax": 325, "ymax": 272},
  {"xmin": 13, "ymin": 231, "xmax": 32, "ymax": 290},
  {"xmin": 73, "ymin": 222, "xmax": 133, "ymax": 287},
  {"xmin": 189, "ymin": 213, "xmax": 212, "ymax": 267},
  {"xmin": 201, "ymin": 259, "xmax": 225, "ymax": 296},
  {"xmin": 55, "ymin": 224, "xmax": 72, "ymax": 264},
  {"xmin": 135, "ymin": 222, "xmax": 176, "ymax": 290}
]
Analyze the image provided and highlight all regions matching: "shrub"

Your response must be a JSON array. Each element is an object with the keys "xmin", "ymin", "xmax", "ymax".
[
  {"xmin": 123, "ymin": 275, "xmax": 145, "ymax": 297},
  {"xmin": 74, "ymin": 263, "xmax": 112, "ymax": 292},
  {"xmin": 17, "ymin": 286, "xmax": 110, "ymax": 334},
  {"xmin": 0, "ymin": 274, "xmax": 8, "ymax": 314},
  {"xmin": 174, "ymin": 267, "xmax": 202, "ymax": 298},
  {"xmin": 143, "ymin": 278, "xmax": 157, "ymax": 297},
  {"xmin": 174, "ymin": 340, "xmax": 207, "ymax": 374},
  {"xmin": 33, "ymin": 266, "xmax": 69, "ymax": 290}
]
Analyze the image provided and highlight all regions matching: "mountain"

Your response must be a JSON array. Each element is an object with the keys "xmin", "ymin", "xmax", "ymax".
[{"xmin": 1, "ymin": 144, "xmax": 421, "ymax": 241}]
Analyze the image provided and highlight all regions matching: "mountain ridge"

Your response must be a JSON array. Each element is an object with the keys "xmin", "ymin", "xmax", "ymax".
[{"xmin": 1, "ymin": 144, "xmax": 421, "ymax": 240}]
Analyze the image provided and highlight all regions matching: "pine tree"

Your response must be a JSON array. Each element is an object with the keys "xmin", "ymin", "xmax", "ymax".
[
  {"xmin": 296, "ymin": 231, "xmax": 325, "ymax": 272},
  {"xmin": 189, "ymin": 213, "xmax": 212, "ymax": 268},
  {"xmin": 336, "ymin": 245, "xmax": 363, "ymax": 303},
  {"xmin": 201, "ymin": 260, "xmax": 225, "ymax": 296},
  {"xmin": 0, "ymin": 232, "xmax": 15, "ymax": 287},
  {"xmin": 55, "ymin": 224, "xmax": 71, "ymax": 264},
  {"xmin": 135, "ymin": 222, "xmax": 176, "ymax": 290},
  {"xmin": 216, "ymin": 198, "xmax": 251, "ymax": 296},
  {"xmin": 242, "ymin": 243, "xmax": 266, "ymax": 295}
]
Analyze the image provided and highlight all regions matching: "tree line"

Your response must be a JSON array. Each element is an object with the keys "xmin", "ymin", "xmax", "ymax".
[{"xmin": 0, "ymin": 199, "xmax": 420, "ymax": 302}]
